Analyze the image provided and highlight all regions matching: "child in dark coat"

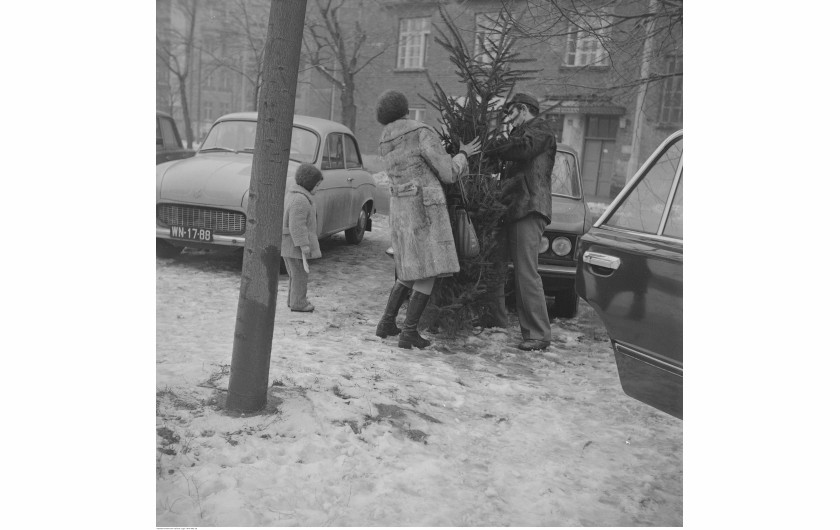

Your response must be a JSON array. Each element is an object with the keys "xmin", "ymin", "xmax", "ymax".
[{"xmin": 280, "ymin": 164, "xmax": 323, "ymax": 312}]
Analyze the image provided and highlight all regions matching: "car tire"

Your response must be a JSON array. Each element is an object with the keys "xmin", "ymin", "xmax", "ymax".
[
  {"xmin": 157, "ymin": 238, "xmax": 183, "ymax": 258},
  {"xmin": 345, "ymin": 205, "xmax": 368, "ymax": 244},
  {"xmin": 553, "ymin": 289, "xmax": 579, "ymax": 318}
]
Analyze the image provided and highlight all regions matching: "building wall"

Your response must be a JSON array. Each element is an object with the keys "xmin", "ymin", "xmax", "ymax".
[
  {"xmin": 292, "ymin": 0, "xmax": 682, "ymax": 200},
  {"xmin": 156, "ymin": 0, "xmax": 682, "ymax": 198}
]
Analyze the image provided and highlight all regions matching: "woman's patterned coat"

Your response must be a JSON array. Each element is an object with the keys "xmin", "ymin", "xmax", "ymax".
[{"xmin": 379, "ymin": 119, "xmax": 468, "ymax": 281}]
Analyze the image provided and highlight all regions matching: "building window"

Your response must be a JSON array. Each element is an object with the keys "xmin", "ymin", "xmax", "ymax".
[
  {"xmin": 474, "ymin": 13, "xmax": 503, "ymax": 64},
  {"xmin": 564, "ymin": 16, "xmax": 609, "ymax": 67},
  {"xmin": 408, "ymin": 107, "xmax": 426, "ymax": 122},
  {"xmin": 202, "ymin": 100, "xmax": 214, "ymax": 121},
  {"xmin": 659, "ymin": 55, "xmax": 683, "ymax": 124},
  {"xmin": 397, "ymin": 17, "xmax": 430, "ymax": 69}
]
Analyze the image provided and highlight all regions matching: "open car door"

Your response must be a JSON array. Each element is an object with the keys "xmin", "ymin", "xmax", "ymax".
[{"xmin": 576, "ymin": 131, "xmax": 683, "ymax": 418}]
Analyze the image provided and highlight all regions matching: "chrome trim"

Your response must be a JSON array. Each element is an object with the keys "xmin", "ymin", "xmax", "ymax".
[
  {"xmin": 582, "ymin": 251, "xmax": 621, "ymax": 270},
  {"xmin": 614, "ymin": 342, "xmax": 682, "ymax": 376},
  {"xmin": 593, "ymin": 224, "xmax": 684, "ymax": 245},
  {"xmin": 535, "ymin": 263, "xmax": 576, "ymax": 277},
  {"xmin": 594, "ymin": 129, "xmax": 683, "ymax": 229},
  {"xmin": 657, "ymin": 159, "xmax": 684, "ymax": 235}
]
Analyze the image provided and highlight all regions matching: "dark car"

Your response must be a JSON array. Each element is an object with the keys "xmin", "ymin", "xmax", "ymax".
[
  {"xmin": 156, "ymin": 110, "xmax": 194, "ymax": 165},
  {"xmin": 575, "ymin": 130, "xmax": 683, "ymax": 418},
  {"xmin": 535, "ymin": 145, "xmax": 593, "ymax": 317}
]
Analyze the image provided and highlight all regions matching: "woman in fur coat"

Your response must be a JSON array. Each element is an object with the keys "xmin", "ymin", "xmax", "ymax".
[{"xmin": 374, "ymin": 90, "xmax": 481, "ymax": 349}]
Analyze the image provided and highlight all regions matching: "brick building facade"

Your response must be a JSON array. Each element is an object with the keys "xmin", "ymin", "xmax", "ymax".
[{"xmin": 157, "ymin": 0, "xmax": 682, "ymax": 201}]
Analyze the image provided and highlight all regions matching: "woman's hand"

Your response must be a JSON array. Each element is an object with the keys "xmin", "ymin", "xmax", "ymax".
[{"xmin": 459, "ymin": 137, "xmax": 482, "ymax": 158}]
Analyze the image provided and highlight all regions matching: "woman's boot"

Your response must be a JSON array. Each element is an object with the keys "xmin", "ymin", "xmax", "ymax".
[
  {"xmin": 398, "ymin": 291, "xmax": 431, "ymax": 349},
  {"xmin": 375, "ymin": 281, "xmax": 411, "ymax": 338}
]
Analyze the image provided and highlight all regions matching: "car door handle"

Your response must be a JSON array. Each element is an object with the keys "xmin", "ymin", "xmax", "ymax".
[
  {"xmin": 583, "ymin": 251, "xmax": 621, "ymax": 270},
  {"xmin": 347, "ymin": 177, "xmax": 354, "ymax": 182}
]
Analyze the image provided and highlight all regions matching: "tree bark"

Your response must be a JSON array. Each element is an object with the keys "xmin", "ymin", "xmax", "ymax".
[
  {"xmin": 340, "ymin": 81, "xmax": 356, "ymax": 131},
  {"xmin": 226, "ymin": 0, "xmax": 308, "ymax": 413},
  {"xmin": 177, "ymin": 74, "xmax": 194, "ymax": 147}
]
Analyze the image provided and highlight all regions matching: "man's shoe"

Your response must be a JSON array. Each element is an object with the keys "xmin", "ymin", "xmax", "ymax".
[
  {"xmin": 291, "ymin": 303, "xmax": 315, "ymax": 312},
  {"xmin": 517, "ymin": 339, "xmax": 550, "ymax": 351}
]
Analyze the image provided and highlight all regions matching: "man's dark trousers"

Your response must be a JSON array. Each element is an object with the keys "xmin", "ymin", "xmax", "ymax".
[{"xmin": 507, "ymin": 213, "xmax": 551, "ymax": 342}]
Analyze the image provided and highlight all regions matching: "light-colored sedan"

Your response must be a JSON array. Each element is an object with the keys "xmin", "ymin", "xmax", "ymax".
[{"xmin": 156, "ymin": 113, "xmax": 376, "ymax": 258}]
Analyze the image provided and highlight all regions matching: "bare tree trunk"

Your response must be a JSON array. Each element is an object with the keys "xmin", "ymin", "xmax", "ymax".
[
  {"xmin": 252, "ymin": 75, "xmax": 260, "ymax": 111},
  {"xmin": 178, "ymin": 74, "xmax": 194, "ymax": 147},
  {"xmin": 226, "ymin": 0, "xmax": 308, "ymax": 413},
  {"xmin": 340, "ymin": 81, "xmax": 356, "ymax": 131}
]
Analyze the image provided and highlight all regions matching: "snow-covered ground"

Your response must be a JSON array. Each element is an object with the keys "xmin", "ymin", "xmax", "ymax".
[{"xmin": 156, "ymin": 213, "xmax": 682, "ymax": 526}]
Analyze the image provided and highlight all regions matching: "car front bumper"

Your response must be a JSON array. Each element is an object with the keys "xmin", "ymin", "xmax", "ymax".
[{"xmin": 536, "ymin": 262, "xmax": 577, "ymax": 292}]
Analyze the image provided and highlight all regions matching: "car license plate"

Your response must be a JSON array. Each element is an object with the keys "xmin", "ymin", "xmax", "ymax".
[{"xmin": 170, "ymin": 226, "xmax": 213, "ymax": 242}]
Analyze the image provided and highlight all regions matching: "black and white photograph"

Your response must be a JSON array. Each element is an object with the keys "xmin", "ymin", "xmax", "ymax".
[
  {"xmin": 14, "ymin": 0, "xmax": 840, "ymax": 528},
  {"xmin": 154, "ymin": 0, "xmax": 684, "ymax": 526}
]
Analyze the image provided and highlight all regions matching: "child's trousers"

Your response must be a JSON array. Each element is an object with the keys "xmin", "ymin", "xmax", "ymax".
[{"xmin": 283, "ymin": 257, "xmax": 310, "ymax": 310}]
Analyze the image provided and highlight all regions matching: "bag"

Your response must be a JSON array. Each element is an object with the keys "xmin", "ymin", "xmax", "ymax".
[
  {"xmin": 449, "ymin": 205, "xmax": 481, "ymax": 259},
  {"xmin": 449, "ymin": 205, "xmax": 480, "ymax": 259},
  {"xmin": 449, "ymin": 170, "xmax": 480, "ymax": 259}
]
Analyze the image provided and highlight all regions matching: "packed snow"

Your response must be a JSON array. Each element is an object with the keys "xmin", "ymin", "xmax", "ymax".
[{"xmin": 156, "ymin": 213, "xmax": 682, "ymax": 526}]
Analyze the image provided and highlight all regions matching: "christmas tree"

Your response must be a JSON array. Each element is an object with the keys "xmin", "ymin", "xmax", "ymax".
[{"xmin": 419, "ymin": 6, "xmax": 539, "ymax": 335}]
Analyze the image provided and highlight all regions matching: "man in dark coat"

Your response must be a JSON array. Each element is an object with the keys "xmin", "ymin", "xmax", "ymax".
[{"xmin": 487, "ymin": 93, "xmax": 556, "ymax": 351}]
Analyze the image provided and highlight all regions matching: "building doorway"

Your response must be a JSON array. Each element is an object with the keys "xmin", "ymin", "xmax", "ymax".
[{"xmin": 581, "ymin": 115, "xmax": 619, "ymax": 198}]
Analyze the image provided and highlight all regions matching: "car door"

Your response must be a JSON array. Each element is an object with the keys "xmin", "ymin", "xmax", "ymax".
[
  {"xmin": 343, "ymin": 133, "xmax": 369, "ymax": 216},
  {"xmin": 318, "ymin": 132, "xmax": 353, "ymax": 234},
  {"xmin": 576, "ymin": 131, "xmax": 683, "ymax": 418}
]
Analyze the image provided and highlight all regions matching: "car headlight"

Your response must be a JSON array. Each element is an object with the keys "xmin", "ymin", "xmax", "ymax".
[
  {"xmin": 539, "ymin": 236, "xmax": 549, "ymax": 254},
  {"xmin": 551, "ymin": 236, "xmax": 572, "ymax": 257}
]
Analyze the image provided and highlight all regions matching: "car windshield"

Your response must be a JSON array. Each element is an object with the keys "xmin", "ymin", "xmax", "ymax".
[
  {"xmin": 199, "ymin": 120, "xmax": 319, "ymax": 163},
  {"xmin": 551, "ymin": 151, "xmax": 582, "ymax": 199}
]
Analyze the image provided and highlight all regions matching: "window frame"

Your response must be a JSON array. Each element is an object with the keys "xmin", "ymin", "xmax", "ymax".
[
  {"xmin": 343, "ymin": 134, "xmax": 363, "ymax": 169},
  {"xmin": 396, "ymin": 17, "xmax": 431, "ymax": 70},
  {"xmin": 598, "ymin": 133, "xmax": 684, "ymax": 241},
  {"xmin": 659, "ymin": 55, "xmax": 683, "ymax": 124},
  {"xmin": 563, "ymin": 14, "xmax": 610, "ymax": 67},
  {"xmin": 321, "ymin": 132, "xmax": 346, "ymax": 170}
]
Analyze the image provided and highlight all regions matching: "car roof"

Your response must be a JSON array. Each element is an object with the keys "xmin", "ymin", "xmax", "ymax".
[{"xmin": 214, "ymin": 112, "xmax": 353, "ymax": 135}]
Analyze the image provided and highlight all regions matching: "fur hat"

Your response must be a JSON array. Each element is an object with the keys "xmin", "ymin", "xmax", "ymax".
[
  {"xmin": 295, "ymin": 163, "xmax": 323, "ymax": 192},
  {"xmin": 504, "ymin": 93, "xmax": 540, "ymax": 115},
  {"xmin": 376, "ymin": 90, "xmax": 409, "ymax": 125}
]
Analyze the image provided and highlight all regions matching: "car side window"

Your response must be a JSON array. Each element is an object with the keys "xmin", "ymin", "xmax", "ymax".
[
  {"xmin": 160, "ymin": 117, "xmax": 181, "ymax": 150},
  {"xmin": 321, "ymin": 133, "xmax": 345, "ymax": 170},
  {"xmin": 663, "ymin": 174, "xmax": 683, "ymax": 239},
  {"xmin": 344, "ymin": 134, "xmax": 362, "ymax": 169},
  {"xmin": 603, "ymin": 138, "xmax": 683, "ymax": 235}
]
